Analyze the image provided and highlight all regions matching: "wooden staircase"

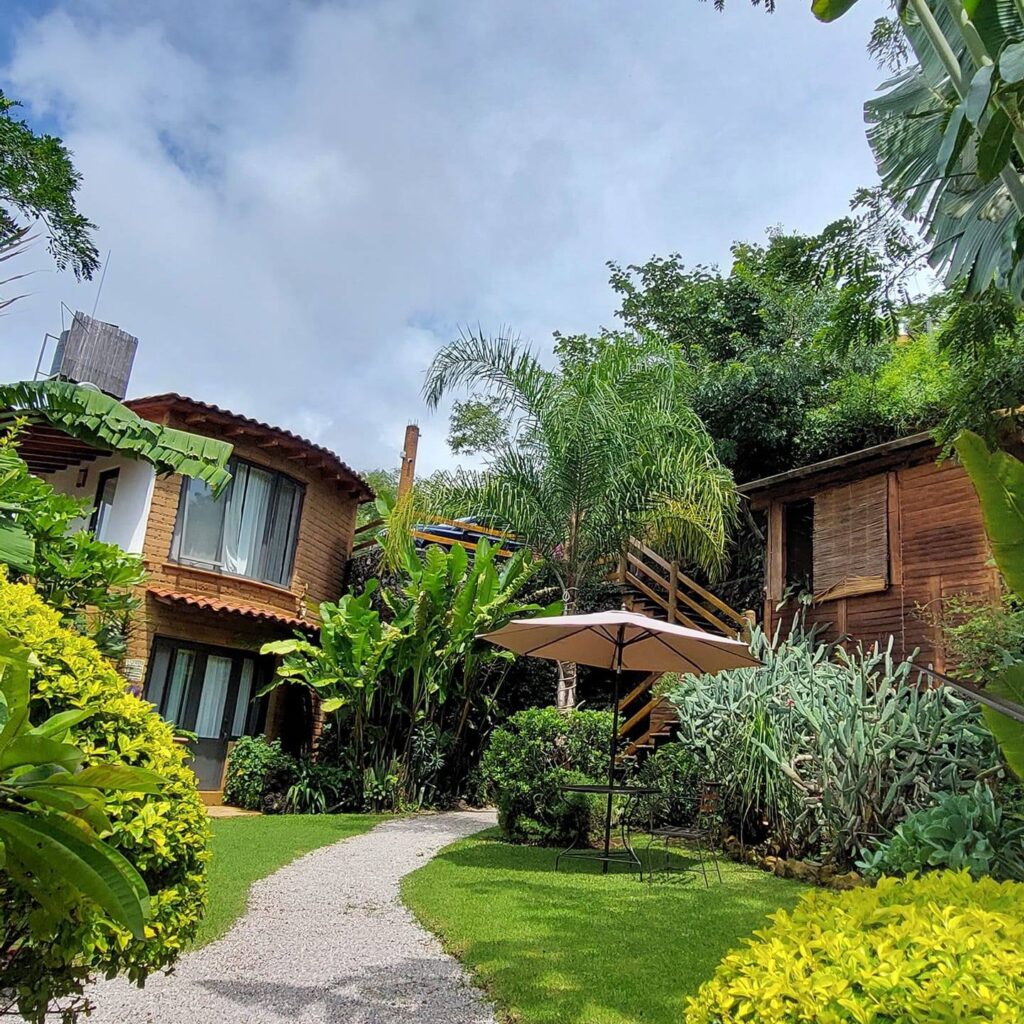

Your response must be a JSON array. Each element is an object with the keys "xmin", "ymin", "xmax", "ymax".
[{"xmin": 614, "ymin": 539, "xmax": 752, "ymax": 764}]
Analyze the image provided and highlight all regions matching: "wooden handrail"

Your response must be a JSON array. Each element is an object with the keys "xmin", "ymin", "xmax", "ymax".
[
  {"xmin": 625, "ymin": 537, "xmax": 748, "ymax": 633},
  {"xmin": 625, "ymin": 555, "xmax": 731, "ymax": 635},
  {"xmin": 674, "ymin": 567, "xmax": 748, "ymax": 628},
  {"xmin": 624, "ymin": 572, "xmax": 702, "ymax": 631},
  {"xmin": 618, "ymin": 695, "xmax": 666, "ymax": 737},
  {"xmin": 618, "ymin": 671, "xmax": 661, "ymax": 713}
]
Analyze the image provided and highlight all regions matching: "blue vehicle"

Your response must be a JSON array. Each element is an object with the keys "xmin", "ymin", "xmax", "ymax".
[{"xmin": 411, "ymin": 516, "xmax": 522, "ymax": 555}]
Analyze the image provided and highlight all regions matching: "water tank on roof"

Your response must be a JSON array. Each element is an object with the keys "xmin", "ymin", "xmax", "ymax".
[{"xmin": 49, "ymin": 312, "xmax": 138, "ymax": 399}]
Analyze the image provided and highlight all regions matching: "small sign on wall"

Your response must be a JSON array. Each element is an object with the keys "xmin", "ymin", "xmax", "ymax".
[{"xmin": 121, "ymin": 657, "xmax": 146, "ymax": 683}]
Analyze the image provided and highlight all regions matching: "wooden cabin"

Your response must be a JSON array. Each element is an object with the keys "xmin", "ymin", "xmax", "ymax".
[{"xmin": 739, "ymin": 433, "xmax": 1001, "ymax": 671}]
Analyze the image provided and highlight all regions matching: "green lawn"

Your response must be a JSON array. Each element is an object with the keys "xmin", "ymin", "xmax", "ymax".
[
  {"xmin": 402, "ymin": 831, "xmax": 804, "ymax": 1024},
  {"xmin": 195, "ymin": 813, "xmax": 386, "ymax": 948}
]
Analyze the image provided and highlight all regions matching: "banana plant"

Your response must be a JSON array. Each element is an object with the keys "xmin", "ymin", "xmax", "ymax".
[
  {"xmin": 0, "ymin": 628, "xmax": 163, "ymax": 937},
  {"xmin": 262, "ymin": 534, "xmax": 558, "ymax": 808},
  {"xmin": 955, "ymin": 429, "xmax": 1024, "ymax": 776},
  {"xmin": 816, "ymin": 0, "xmax": 1024, "ymax": 303}
]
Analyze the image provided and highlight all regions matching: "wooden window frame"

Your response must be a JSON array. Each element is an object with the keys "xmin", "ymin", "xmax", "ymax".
[{"xmin": 169, "ymin": 456, "xmax": 305, "ymax": 588}]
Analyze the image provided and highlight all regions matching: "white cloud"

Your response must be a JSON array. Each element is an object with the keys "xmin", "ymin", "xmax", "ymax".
[{"xmin": 0, "ymin": 0, "xmax": 882, "ymax": 474}]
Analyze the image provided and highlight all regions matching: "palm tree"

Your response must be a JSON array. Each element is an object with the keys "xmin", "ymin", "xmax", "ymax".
[
  {"xmin": 423, "ymin": 329, "xmax": 737, "ymax": 708},
  {"xmin": 816, "ymin": 0, "xmax": 1024, "ymax": 309}
]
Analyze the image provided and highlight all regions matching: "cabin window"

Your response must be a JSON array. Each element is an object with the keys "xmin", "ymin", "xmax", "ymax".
[
  {"xmin": 170, "ymin": 457, "xmax": 304, "ymax": 587},
  {"xmin": 812, "ymin": 475, "xmax": 888, "ymax": 601},
  {"xmin": 783, "ymin": 499, "xmax": 814, "ymax": 593}
]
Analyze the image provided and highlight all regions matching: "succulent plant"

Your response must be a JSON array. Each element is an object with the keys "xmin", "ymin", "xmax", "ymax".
[{"xmin": 664, "ymin": 620, "xmax": 1002, "ymax": 866}]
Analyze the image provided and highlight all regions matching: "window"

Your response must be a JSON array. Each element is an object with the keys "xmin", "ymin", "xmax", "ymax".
[
  {"xmin": 783, "ymin": 499, "xmax": 814, "ymax": 592},
  {"xmin": 170, "ymin": 457, "xmax": 303, "ymax": 587},
  {"xmin": 812, "ymin": 475, "xmax": 889, "ymax": 601},
  {"xmin": 89, "ymin": 468, "xmax": 120, "ymax": 541},
  {"xmin": 145, "ymin": 638, "xmax": 266, "ymax": 739}
]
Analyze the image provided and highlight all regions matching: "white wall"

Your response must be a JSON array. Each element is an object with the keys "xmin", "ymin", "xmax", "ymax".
[{"xmin": 44, "ymin": 454, "xmax": 157, "ymax": 554}]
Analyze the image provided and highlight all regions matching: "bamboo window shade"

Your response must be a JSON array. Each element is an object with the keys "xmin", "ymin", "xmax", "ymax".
[{"xmin": 812, "ymin": 476, "xmax": 888, "ymax": 602}]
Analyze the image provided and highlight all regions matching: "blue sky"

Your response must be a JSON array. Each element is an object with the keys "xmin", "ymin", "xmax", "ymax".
[{"xmin": 0, "ymin": 0, "xmax": 884, "ymax": 473}]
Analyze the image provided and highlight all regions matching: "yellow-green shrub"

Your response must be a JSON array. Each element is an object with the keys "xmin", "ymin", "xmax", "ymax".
[
  {"xmin": 686, "ymin": 870, "xmax": 1024, "ymax": 1024},
  {"xmin": 0, "ymin": 576, "xmax": 210, "ymax": 1023}
]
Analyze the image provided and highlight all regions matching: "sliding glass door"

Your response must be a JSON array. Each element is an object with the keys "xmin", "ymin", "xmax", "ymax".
[{"xmin": 146, "ymin": 638, "xmax": 268, "ymax": 790}]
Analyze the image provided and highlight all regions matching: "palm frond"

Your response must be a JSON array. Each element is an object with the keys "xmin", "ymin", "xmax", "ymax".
[{"xmin": 0, "ymin": 380, "xmax": 233, "ymax": 492}]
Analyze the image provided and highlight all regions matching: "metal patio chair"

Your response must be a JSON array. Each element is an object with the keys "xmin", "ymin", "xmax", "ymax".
[{"xmin": 647, "ymin": 781, "xmax": 723, "ymax": 887}]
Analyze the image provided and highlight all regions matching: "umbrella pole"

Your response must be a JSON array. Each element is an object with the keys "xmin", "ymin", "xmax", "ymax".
[{"xmin": 603, "ymin": 633, "xmax": 623, "ymax": 874}]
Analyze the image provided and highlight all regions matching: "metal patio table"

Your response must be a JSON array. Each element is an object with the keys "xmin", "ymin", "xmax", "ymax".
[{"xmin": 554, "ymin": 783, "xmax": 660, "ymax": 877}]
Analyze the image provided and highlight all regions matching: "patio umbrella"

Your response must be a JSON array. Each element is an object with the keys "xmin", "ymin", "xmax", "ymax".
[{"xmin": 480, "ymin": 609, "xmax": 760, "ymax": 871}]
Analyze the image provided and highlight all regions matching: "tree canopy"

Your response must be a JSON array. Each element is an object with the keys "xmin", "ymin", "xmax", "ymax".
[{"xmin": 0, "ymin": 91, "xmax": 98, "ymax": 280}]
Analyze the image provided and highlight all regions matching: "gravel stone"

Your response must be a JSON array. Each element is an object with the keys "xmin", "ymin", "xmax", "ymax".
[{"xmin": 85, "ymin": 810, "xmax": 498, "ymax": 1024}]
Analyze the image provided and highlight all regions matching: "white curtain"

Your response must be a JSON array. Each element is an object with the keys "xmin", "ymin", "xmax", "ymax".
[
  {"xmin": 195, "ymin": 655, "xmax": 232, "ymax": 739},
  {"xmin": 163, "ymin": 649, "xmax": 195, "ymax": 724},
  {"xmin": 231, "ymin": 659, "xmax": 255, "ymax": 737},
  {"xmin": 223, "ymin": 463, "xmax": 272, "ymax": 576}
]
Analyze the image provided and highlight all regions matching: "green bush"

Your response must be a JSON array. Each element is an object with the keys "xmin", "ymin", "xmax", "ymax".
[
  {"xmin": 286, "ymin": 759, "xmax": 353, "ymax": 814},
  {"xmin": 857, "ymin": 783, "xmax": 1024, "ymax": 881},
  {"xmin": 222, "ymin": 736, "xmax": 297, "ymax": 812},
  {"xmin": 667, "ymin": 624, "xmax": 1001, "ymax": 866},
  {"xmin": 0, "ymin": 576, "xmax": 209, "ymax": 1024},
  {"xmin": 629, "ymin": 741, "xmax": 699, "ymax": 826},
  {"xmin": 930, "ymin": 592, "xmax": 1024, "ymax": 683},
  {"xmin": 481, "ymin": 707, "xmax": 612, "ymax": 844},
  {"xmin": 686, "ymin": 871, "xmax": 1024, "ymax": 1024}
]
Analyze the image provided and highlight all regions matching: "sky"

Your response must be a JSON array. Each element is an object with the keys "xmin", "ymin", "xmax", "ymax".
[{"xmin": 0, "ymin": 0, "xmax": 884, "ymax": 476}]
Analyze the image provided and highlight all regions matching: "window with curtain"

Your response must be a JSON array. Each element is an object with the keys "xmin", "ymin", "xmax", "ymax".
[
  {"xmin": 812, "ymin": 475, "xmax": 889, "ymax": 601},
  {"xmin": 146, "ymin": 638, "xmax": 265, "ymax": 739},
  {"xmin": 170, "ymin": 457, "xmax": 304, "ymax": 586}
]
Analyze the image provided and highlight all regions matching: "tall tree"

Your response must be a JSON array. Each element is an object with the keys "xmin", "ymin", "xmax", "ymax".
[
  {"xmin": 608, "ymin": 225, "xmax": 916, "ymax": 483},
  {"xmin": 423, "ymin": 329, "xmax": 737, "ymax": 708},
  {"xmin": 0, "ymin": 91, "xmax": 98, "ymax": 280}
]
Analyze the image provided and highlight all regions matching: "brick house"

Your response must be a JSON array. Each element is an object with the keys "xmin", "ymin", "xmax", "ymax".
[{"xmin": 19, "ymin": 392, "xmax": 372, "ymax": 794}]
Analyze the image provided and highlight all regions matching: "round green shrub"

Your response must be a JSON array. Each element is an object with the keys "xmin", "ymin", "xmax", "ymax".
[
  {"xmin": 222, "ymin": 735, "xmax": 297, "ymax": 812},
  {"xmin": 0, "ymin": 576, "xmax": 210, "ymax": 1023},
  {"xmin": 686, "ymin": 870, "xmax": 1024, "ymax": 1024},
  {"xmin": 481, "ymin": 707, "xmax": 612, "ymax": 844}
]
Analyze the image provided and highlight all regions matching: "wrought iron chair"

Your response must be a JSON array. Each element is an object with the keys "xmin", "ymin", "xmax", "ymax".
[{"xmin": 647, "ymin": 781, "xmax": 723, "ymax": 886}]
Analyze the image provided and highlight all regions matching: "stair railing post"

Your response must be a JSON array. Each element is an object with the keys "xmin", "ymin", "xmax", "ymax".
[
  {"xmin": 742, "ymin": 609, "xmax": 756, "ymax": 643},
  {"xmin": 667, "ymin": 561, "xmax": 678, "ymax": 624}
]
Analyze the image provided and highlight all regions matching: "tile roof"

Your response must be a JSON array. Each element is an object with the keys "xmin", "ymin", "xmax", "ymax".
[
  {"xmin": 126, "ymin": 393, "xmax": 374, "ymax": 501},
  {"xmin": 146, "ymin": 587, "xmax": 317, "ymax": 633}
]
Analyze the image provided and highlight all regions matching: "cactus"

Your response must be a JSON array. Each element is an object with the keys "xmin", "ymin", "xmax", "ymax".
[{"xmin": 664, "ymin": 620, "xmax": 1002, "ymax": 866}]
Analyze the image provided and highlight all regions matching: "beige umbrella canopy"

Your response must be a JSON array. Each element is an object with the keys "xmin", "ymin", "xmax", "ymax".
[
  {"xmin": 480, "ymin": 609, "xmax": 760, "ymax": 873},
  {"xmin": 481, "ymin": 609, "xmax": 758, "ymax": 676}
]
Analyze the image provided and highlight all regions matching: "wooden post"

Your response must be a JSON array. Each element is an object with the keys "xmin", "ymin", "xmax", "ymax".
[
  {"xmin": 397, "ymin": 423, "xmax": 420, "ymax": 499},
  {"xmin": 667, "ymin": 560, "xmax": 678, "ymax": 624},
  {"xmin": 742, "ymin": 609, "xmax": 756, "ymax": 642}
]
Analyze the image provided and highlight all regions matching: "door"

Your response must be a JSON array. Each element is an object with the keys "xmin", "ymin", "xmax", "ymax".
[{"xmin": 145, "ymin": 639, "xmax": 266, "ymax": 790}]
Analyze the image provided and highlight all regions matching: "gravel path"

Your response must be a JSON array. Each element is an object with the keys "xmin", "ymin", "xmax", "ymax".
[{"xmin": 86, "ymin": 810, "xmax": 498, "ymax": 1024}]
